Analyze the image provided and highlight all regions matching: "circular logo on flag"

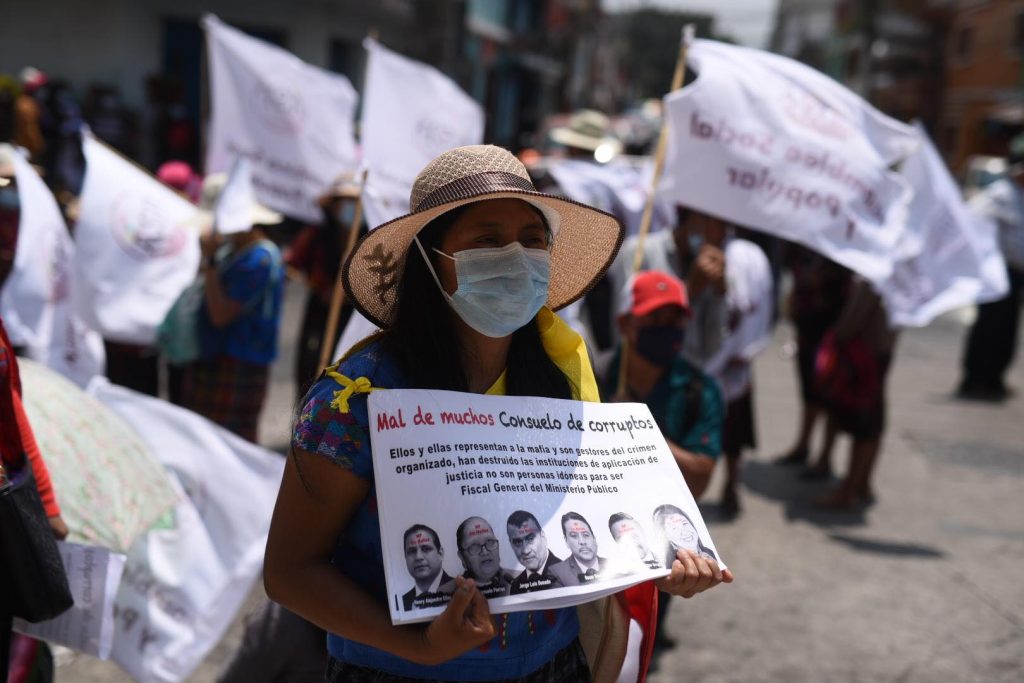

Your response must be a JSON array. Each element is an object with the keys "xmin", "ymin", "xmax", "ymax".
[
  {"xmin": 110, "ymin": 194, "xmax": 187, "ymax": 260},
  {"xmin": 251, "ymin": 80, "xmax": 307, "ymax": 134}
]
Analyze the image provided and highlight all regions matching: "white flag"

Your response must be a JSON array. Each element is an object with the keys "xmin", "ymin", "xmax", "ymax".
[
  {"xmin": 204, "ymin": 14, "xmax": 359, "ymax": 222},
  {"xmin": 88, "ymin": 379, "xmax": 285, "ymax": 683},
  {"xmin": 0, "ymin": 145, "xmax": 104, "ymax": 384},
  {"xmin": 215, "ymin": 157, "xmax": 256, "ymax": 234},
  {"xmin": 882, "ymin": 123, "xmax": 1009, "ymax": 327},
  {"xmin": 545, "ymin": 158, "xmax": 674, "ymax": 237},
  {"xmin": 361, "ymin": 38, "xmax": 484, "ymax": 219},
  {"xmin": 74, "ymin": 133, "xmax": 200, "ymax": 345},
  {"xmin": 659, "ymin": 39, "xmax": 917, "ymax": 283}
]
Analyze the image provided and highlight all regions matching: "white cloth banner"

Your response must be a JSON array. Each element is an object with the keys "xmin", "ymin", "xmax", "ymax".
[
  {"xmin": 88, "ymin": 379, "xmax": 285, "ymax": 683},
  {"xmin": 369, "ymin": 390, "xmax": 721, "ymax": 625},
  {"xmin": 204, "ymin": 14, "xmax": 359, "ymax": 223},
  {"xmin": 74, "ymin": 134, "xmax": 200, "ymax": 345},
  {"xmin": 1, "ymin": 145, "xmax": 104, "ymax": 385},
  {"xmin": 882, "ymin": 123, "xmax": 1009, "ymax": 327},
  {"xmin": 361, "ymin": 38, "xmax": 484, "ymax": 220},
  {"xmin": 215, "ymin": 157, "xmax": 256, "ymax": 235},
  {"xmin": 14, "ymin": 542, "xmax": 127, "ymax": 660},
  {"xmin": 545, "ymin": 158, "xmax": 673, "ymax": 237},
  {"xmin": 659, "ymin": 39, "xmax": 917, "ymax": 283}
]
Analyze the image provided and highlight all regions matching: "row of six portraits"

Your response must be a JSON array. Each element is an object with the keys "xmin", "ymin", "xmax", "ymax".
[{"xmin": 401, "ymin": 504, "xmax": 717, "ymax": 611}]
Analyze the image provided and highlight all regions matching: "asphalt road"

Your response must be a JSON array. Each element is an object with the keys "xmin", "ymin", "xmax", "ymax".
[{"xmin": 59, "ymin": 281, "xmax": 1024, "ymax": 682}]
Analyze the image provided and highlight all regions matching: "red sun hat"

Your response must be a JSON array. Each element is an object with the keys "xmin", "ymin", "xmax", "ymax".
[{"xmin": 627, "ymin": 271, "xmax": 690, "ymax": 317}]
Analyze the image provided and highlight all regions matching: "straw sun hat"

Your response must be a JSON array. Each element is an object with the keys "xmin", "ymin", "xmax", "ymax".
[{"xmin": 343, "ymin": 144, "xmax": 624, "ymax": 329}]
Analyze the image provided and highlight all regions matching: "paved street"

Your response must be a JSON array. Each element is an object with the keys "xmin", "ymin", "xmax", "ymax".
[{"xmin": 60, "ymin": 281, "xmax": 1024, "ymax": 682}]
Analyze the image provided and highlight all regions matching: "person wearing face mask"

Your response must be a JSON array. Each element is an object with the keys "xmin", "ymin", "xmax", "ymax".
[
  {"xmin": 285, "ymin": 176, "xmax": 364, "ymax": 400},
  {"xmin": 608, "ymin": 271, "xmax": 724, "ymax": 499},
  {"xmin": 606, "ymin": 271, "xmax": 725, "ymax": 656},
  {"xmin": 265, "ymin": 145, "xmax": 731, "ymax": 683},
  {"xmin": 603, "ymin": 206, "xmax": 727, "ymax": 374}
]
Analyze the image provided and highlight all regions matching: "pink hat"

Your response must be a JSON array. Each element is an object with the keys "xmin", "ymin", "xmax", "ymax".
[{"xmin": 156, "ymin": 161, "xmax": 200, "ymax": 202}]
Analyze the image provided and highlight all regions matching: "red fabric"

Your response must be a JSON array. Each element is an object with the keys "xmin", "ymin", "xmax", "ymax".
[
  {"xmin": 1, "ymin": 319, "xmax": 60, "ymax": 517},
  {"xmin": 12, "ymin": 389, "xmax": 60, "ymax": 517},
  {"xmin": 815, "ymin": 330, "xmax": 881, "ymax": 412},
  {"xmin": 622, "ymin": 581, "xmax": 659, "ymax": 682}
]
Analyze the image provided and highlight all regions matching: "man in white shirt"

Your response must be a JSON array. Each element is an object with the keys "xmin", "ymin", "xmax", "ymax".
[
  {"xmin": 606, "ymin": 206, "xmax": 728, "ymax": 369},
  {"xmin": 703, "ymin": 226, "xmax": 774, "ymax": 517},
  {"xmin": 958, "ymin": 136, "xmax": 1024, "ymax": 402}
]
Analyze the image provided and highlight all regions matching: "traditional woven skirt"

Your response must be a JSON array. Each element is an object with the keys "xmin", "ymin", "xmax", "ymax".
[{"xmin": 182, "ymin": 356, "xmax": 269, "ymax": 442}]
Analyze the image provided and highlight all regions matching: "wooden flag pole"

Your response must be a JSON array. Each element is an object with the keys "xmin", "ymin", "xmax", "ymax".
[
  {"xmin": 316, "ymin": 27, "xmax": 378, "ymax": 370},
  {"xmin": 617, "ymin": 24, "xmax": 695, "ymax": 398},
  {"xmin": 317, "ymin": 169, "xmax": 369, "ymax": 370}
]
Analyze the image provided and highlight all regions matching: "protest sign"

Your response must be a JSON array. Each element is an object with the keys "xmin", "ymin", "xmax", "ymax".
[
  {"xmin": 74, "ymin": 133, "xmax": 200, "ymax": 345},
  {"xmin": 14, "ymin": 542, "xmax": 126, "ymax": 660},
  {"xmin": 0, "ymin": 145, "xmax": 104, "ymax": 385},
  {"xmin": 204, "ymin": 14, "xmax": 359, "ymax": 222},
  {"xmin": 882, "ymin": 123, "xmax": 1009, "ymax": 326},
  {"xmin": 369, "ymin": 390, "xmax": 721, "ymax": 625},
  {"xmin": 89, "ymin": 379, "xmax": 285, "ymax": 683},
  {"xmin": 361, "ymin": 38, "xmax": 484, "ymax": 221},
  {"xmin": 659, "ymin": 39, "xmax": 916, "ymax": 283}
]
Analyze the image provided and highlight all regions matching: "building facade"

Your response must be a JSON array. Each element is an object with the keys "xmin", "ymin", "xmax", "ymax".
[{"xmin": 940, "ymin": 0, "xmax": 1024, "ymax": 170}]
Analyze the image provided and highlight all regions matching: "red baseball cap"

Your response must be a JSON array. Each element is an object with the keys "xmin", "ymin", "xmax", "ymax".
[{"xmin": 627, "ymin": 270, "xmax": 689, "ymax": 317}]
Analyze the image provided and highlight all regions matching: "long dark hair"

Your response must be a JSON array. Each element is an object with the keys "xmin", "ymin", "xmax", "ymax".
[{"xmin": 379, "ymin": 202, "xmax": 575, "ymax": 400}]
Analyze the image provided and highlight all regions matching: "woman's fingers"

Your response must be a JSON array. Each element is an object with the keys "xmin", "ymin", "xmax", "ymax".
[
  {"xmin": 657, "ymin": 550, "xmax": 733, "ymax": 598},
  {"xmin": 447, "ymin": 576, "xmax": 475, "ymax": 616}
]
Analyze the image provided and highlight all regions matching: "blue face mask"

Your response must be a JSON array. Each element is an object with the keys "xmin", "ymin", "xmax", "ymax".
[{"xmin": 414, "ymin": 238, "xmax": 551, "ymax": 338}]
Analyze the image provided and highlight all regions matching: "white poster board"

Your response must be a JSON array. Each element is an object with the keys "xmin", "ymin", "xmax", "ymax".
[
  {"xmin": 14, "ymin": 542, "xmax": 127, "ymax": 660},
  {"xmin": 369, "ymin": 390, "xmax": 722, "ymax": 625}
]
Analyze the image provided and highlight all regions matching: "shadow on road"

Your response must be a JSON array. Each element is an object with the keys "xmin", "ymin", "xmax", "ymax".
[
  {"xmin": 739, "ymin": 459, "xmax": 868, "ymax": 527},
  {"xmin": 826, "ymin": 533, "xmax": 946, "ymax": 559},
  {"xmin": 738, "ymin": 460, "xmax": 948, "ymax": 558}
]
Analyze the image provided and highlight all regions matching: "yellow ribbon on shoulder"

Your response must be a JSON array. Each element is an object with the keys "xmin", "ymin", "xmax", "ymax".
[{"xmin": 324, "ymin": 307, "xmax": 599, "ymax": 411}]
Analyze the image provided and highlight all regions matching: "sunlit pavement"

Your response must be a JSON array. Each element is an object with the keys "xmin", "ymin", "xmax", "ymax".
[
  {"xmin": 650, "ymin": 314, "xmax": 1024, "ymax": 683},
  {"xmin": 61, "ymin": 281, "xmax": 1023, "ymax": 681}
]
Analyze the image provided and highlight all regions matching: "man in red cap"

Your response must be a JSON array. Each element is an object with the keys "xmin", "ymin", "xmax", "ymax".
[
  {"xmin": 611, "ymin": 270, "xmax": 723, "ymax": 497},
  {"xmin": 607, "ymin": 270, "xmax": 725, "ymax": 651}
]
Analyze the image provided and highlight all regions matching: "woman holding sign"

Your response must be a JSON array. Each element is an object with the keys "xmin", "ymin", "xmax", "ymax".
[{"xmin": 265, "ymin": 145, "xmax": 732, "ymax": 682}]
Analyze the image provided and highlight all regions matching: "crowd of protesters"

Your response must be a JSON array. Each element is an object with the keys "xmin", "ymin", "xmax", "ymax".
[{"xmin": 2, "ymin": 57, "xmax": 1023, "ymax": 683}]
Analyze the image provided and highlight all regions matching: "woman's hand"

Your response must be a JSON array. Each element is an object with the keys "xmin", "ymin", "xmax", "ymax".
[
  {"xmin": 414, "ymin": 577, "xmax": 495, "ymax": 666},
  {"xmin": 655, "ymin": 549, "xmax": 734, "ymax": 598},
  {"xmin": 48, "ymin": 514, "xmax": 69, "ymax": 540}
]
